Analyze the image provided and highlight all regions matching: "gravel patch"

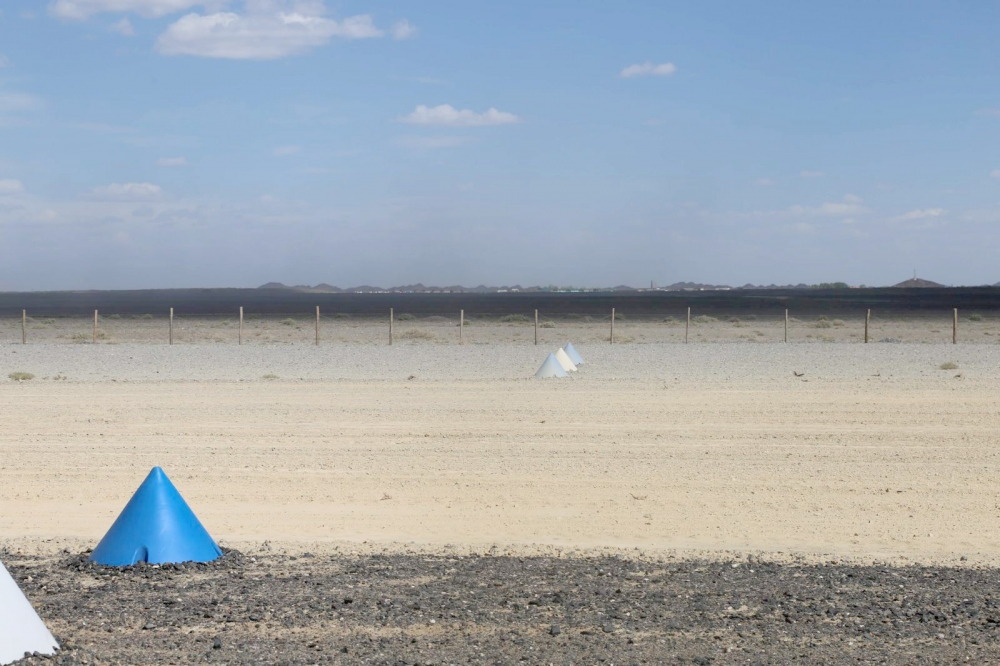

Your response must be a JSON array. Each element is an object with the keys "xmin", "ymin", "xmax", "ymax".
[{"xmin": 7, "ymin": 550, "xmax": 1000, "ymax": 664}]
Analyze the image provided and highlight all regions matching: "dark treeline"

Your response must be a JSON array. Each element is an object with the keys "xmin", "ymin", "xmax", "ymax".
[{"xmin": 3, "ymin": 287, "xmax": 1000, "ymax": 318}]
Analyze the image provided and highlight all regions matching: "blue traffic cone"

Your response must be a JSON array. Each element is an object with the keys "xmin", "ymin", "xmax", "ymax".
[{"xmin": 89, "ymin": 467, "xmax": 222, "ymax": 566}]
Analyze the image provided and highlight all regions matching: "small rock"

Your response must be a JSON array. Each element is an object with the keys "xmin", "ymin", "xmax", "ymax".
[
  {"xmin": 602, "ymin": 624, "xmax": 614, "ymax": 633},
  {"xmin": 212, "ymin": 638, "xmax": 222, "ymax": 650},
  {"xmin": 549, "ymin": 625, "xmax": 561, "ymax": 636}
]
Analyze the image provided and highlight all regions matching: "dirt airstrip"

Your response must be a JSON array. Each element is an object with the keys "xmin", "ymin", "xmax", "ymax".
[{"xmin": 2, "ymin": 341, "xmax": 1000, "ymax": 663}]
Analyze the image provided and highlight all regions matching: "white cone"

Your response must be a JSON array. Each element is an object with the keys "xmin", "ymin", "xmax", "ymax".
[
  {"xmin": 563, "ymin": 342, "xmax": 584, "ymax": 366},
  {"xmin": 555, "ymin": 348, "xmax": 578, "ymax": 372},
  {"xmin": 0, "ymin": 560, "xmax": 59, "ymax": 665},
  {"xmin": 535, "ymin": 353, "xmax": 569, "ymax": 378}
]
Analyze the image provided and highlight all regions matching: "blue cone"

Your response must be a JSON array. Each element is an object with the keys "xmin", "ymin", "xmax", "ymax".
[
  {"xmin": 563, "ymin": 342, "xmax": 585, "ymax": 366},
  {"xmin": 89, "ymin": 467, "xmax": 222, "ymax": 566}
]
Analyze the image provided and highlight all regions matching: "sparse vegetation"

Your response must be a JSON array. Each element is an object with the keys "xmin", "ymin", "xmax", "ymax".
[
  {"xmin": 728, "ymin": 316, "xmax": 740, "ymax": 323},
  {"xmin": 968, "ymin": 313, "xmax": 984, "ymax": 322},
  {"xmin": 832, "ymin": 319, "xmax": 845, "ymax": 327},
  {"xmin": 499, "ymin": 314, "xmax": 530, "ymax": 324},
  {"xmin": 662, "ymin": 316, "xmax": 679, "ymax": 324},
  {"xmin": 940, "ymin": 362, "xmax": 959, "ymax": 370},
  {"xmin": 817, "ymin": 315, "xmax": 829, "ymax": 321},
  {"xmin": 130, "ymin": 314, "xmax": 154, "ymax": 320},
  {"xmin": 9, "ymin": 372, "xmax": 34, "ymax": 381},
  {"xmin": 333, "ymin": 313, "xmax": 351, "ymax": 319},
  {"xmin": 540, "ymin": 321, "xmax": 556, "ymax": 328},
  {"xmin": 280, "ymin": 318, "xmax": 297, "ymax": 326},
  {"xmin": 399, "ymin": 329, "xmax": 435, "ymax": 341},
  {"xmin": 262, "ymin": 373, "xmax": 279, "ymax": 380},
  {"xmin": 396, "ymin": 313, "xmax": 416, "ymax": 321},
  {"xmin": 813, "ymin": 320, "xmax": 833, "ymax": 329},
  {"xmin": 107, "ymin": 314, "xmax": 121, "ymax": 320},
  {"xmin": 693, "ymin": 315, "xmax": 717, "ymax": 324}
]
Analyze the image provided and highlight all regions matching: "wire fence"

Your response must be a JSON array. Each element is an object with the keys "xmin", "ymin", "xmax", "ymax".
[{"xmin": 1, "ymin": 306, "xmax": 987, "ymax": 345}]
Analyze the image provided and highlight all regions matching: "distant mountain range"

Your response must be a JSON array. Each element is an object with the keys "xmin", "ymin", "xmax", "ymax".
[{"xmin": 258, "ymin": 278, "xmax": 987, "ymax": 293}]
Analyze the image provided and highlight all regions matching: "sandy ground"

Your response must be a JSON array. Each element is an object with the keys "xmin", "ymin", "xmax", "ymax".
[
  {"xmin": 2, "ymin": 342, "xmax": 999, "ymax": 568},
  {"xmin": 3, "ymin": 312, "xmax": 999, "ymax": 345}
]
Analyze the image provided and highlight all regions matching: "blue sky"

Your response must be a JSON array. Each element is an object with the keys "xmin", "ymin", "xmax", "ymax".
[{"xmin": 1, "ymin": 0, "xmax": 999, "ymax": 289}]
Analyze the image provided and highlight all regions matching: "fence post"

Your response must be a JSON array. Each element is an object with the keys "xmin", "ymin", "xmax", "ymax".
[
  {"xmin": 460, "ymin": 309, "xmax": 464, "ymax": 345},
  {"xmin": 865, "ymin": 309, "xmax": 870, "ymax": 344},
  {"xmin": 953, "ymin": 308, "xmax": 958, "ymax": 344},
  {"xmin": 784, "ymin": 309, "xmax": 788, "ymax": 343},
  {"xmin": 169, "ymin": 307, "xmax": 174, "ymax": 345},
  {"xmin": 389, "ymin": 308, "xmax": 394, "ymax": 346},
  {"xmin": 315, "ymin": 306, "xmax": 320, "ymax": 346},
  {"xmin": 239, "ymin": 307, "xmax": 243, "ymax": 345},
  {"xmin": 610, "ymin": 308, "xmax": 615, "ymax": 344},
  {"xmin": 685, "ymin": 307, "xmax": 690, "ymax": 344},
  {"xmin": 21, "ymin": 310, "xmax": 26, "ymax": 345},
  {"xmin": 534, "ymin": 309, "xmax": 538, "ymax": 346},
  {"xmin": 93, "ymin": 310, "xmax": 98, "ymax": 344}
]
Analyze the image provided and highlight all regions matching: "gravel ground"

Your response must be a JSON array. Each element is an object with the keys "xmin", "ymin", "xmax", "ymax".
[
  {"xmin": 7, "ymin": 549, "xmax": 1000, "ymax": 665},
  {"xmin": 2, "ymin": 342, "xmax": 998, "ymax": 383}
]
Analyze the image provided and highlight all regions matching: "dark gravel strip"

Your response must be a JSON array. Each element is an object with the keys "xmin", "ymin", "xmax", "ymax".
[{"xmin": 5, "ymin": 549, "xmax": 999, "ymax": 665}]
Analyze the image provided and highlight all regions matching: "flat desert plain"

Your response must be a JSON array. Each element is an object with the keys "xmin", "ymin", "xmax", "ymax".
[
  {"xmin": 6, "ymin": 337, "xmax": 1000, "ymax": 663},
  {"xmin": 2, "ymin": 339, "xmax": 997, "ymax": 565}
]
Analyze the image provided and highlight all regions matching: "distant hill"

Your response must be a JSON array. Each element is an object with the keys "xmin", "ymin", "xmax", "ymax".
[{"xmin": 892, "ymin": 278, "xmax": 945, "ymax": 288}]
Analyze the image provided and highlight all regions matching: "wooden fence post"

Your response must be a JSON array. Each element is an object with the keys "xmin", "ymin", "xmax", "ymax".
[
  {"xmin": 953, "ymin": 308, "xmax": 958, "ymax": 344},
  {"xmin": 865, "ymin": 309, "xmax": 870, "ymax": 344},
  {"xmin": 169, "ymin": 307, "xmax": 174, "ymax": 345},
  {"xmin": 21, "ymin": 309, "xmax": 26, "ymax": 345},
  {"xmin": 685, "ymin": 307, "xmax": 690, "ymax": 344},
  {"xmin": 610, "ymin": 308, "xmax": 615, "ymax": 344},
  {"xmin": 534, "ymin": 309, "xmax": 538, "ymax": 346},
  {"xmin": 389, "ymin": 308, "xmax": 394, "ymax": 346},
  {"xmin": 239, "ymin": 307, "xmax": 243, "ymax": 345},
  {"xmin": 784, "ymin": 309, "xmax": 788, "ymax": 343},
  {"xmin": 93, "ymin": 310, "xmax": 98, "ymax": 344},
  {"xmin": 460, "ymin": 309, "xmax": 464, "ymax": 345},
  {"xmin": 315, "ymin": 306, "xmax": 320, "ymax": 346}
]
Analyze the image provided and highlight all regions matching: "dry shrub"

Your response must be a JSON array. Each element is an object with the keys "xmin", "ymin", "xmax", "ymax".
[
  {"xmin": 280, "ymin": 318, "xmax": 297, "ymax": 326},
  {"xmin": 396, "ymin": 313, "xmax": 416, "ymax": 321},
  {"xmin": 399, "ymin": 329, "xmax": 435, "ymax": 341},
  {"xmin": 813, "ymin": 320, "xmax": 833, "ymax": 329},
  {"xmin": 8, "ymin": 372, "xmax": 34, "ymax": 381},
  {"xmin": 500, "ymin": 314, "xmax": 530, "ymax": 324},
  {"xmin": 540, "ymin": 321, "xmax": 556, "ymax": 328},
  {"xmin": 940, "ymin": 362, "xmax": 958, "ymax": 370},
  {"xmin": 693, "ymin": 315, "xmax": 717, "ymax": 324},
  {"xmin": 969, "ymin": 313, "xmax": 984, "ymax": 322}
]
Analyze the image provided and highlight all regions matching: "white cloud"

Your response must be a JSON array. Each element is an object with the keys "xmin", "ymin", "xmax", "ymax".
[
  {"xmin": 396, "ymin": 135, "xmax": 472, "ymax": 149},
  {"xmin": 894, "ymin": 208, "xmax": 945, "ymax": 222},
  {"xmin": 0, "ymin": 91, "xmax": 43, "ymax": 112},
  {"xmin": 390, "ymin": 19, "xmax": 416, "ymax": 40},
  {"xmin": 109, "ymin": 17, "xmax": 135, "ymax": 35},
  {"xmin": 991, "ymin": 169, "xmax": 1000, "ymax": 179},
  {"xmin": 619, "ymin": 61, "xmax": 676, "ymax": 78},
  {"xmin": 398, "ymin": 104, "xmax": 520, "ymax": 127},
  {"xmin": 48, "ymin": 0, "xmax": 210, "ymax": 20},
  {"xmin": 273, "ymin": 144, "xmax": 301, "ymax": 156},
  {"xmin": 775, "ymin": 195, "xmax": 868, "ymax": 219},
  {"xmin": 0, "ymin": 179, "xmax": 25, "ymax": 195},
  {"xmin": 156, "ymin": 7, "xmax": 383, "ymax": 59},
  {"xmin": 91, "ymin": 182, "xmax": 162, "ymax": 200},
  {"xmin": 799, "ymin": 170, "xmax": 825, "ymax": 178},
  {"xmin": 157, "ymin": 156, "xmax": 188, "ymax": 167}
]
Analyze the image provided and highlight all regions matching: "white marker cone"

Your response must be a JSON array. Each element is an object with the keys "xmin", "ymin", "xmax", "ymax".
[
  {"xmin": 535, "ymin": 353, "xmax": 569, "ymax": 378},
  {"xmin": 0, "ymin": 560, "xmax": 59, "ymax": 665},
  {"xmin": 555, "ymin": 348, "xmax": 578, "ymax": 372}
]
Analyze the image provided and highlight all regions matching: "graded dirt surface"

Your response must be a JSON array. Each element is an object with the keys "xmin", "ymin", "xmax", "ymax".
[{"xmin": 3, "ymin": 341, "xmax": 1000, "ymax": 663}]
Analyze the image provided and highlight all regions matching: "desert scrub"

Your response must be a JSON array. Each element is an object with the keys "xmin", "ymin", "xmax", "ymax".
[
  {"xmin": 813, "ymin": 320, "xmax": 833, "ymax": 329},
  {"xmin": 940, "ymin": 362, "xmax": 959, "ymax": 370},
  {"xmin": 539, "ymin": 321, "xmax": 556, "ymax": 328},
  {"xmin": 499, "ymin": 314, "xmax": 530, "ymax": 324},
  {"xmin": 832, "ymin": 319, "xmax": 845, "ymax": 327},
  {"xmin": 968, "ymin": 313, "xmax": 984, "ymax": 322},
  {"xmin": 333, "ymin": 313, "xmax": 351, "ymax": 319},
  {"xmin": 9, "ymin": 372, "xmax": 34, "ymax": 381},
  {"xmin": 693, "ymin": 315, "xmax": 717, "ymax": 324},
  {"xmin": 130, "ymin": 313, "xmax": 154, "ymax": 320},
  {"xmin": 662, "ymin": 316, "xmax": 680, "ymax": 324},
  {"xmin": 106, "ymin": 314, "xmax": 121, "ymax": 320},
  {"xmin": 399, "ymin": 329, "xmax": 435, "ymax": 341},
  {"xmin": 396, "ymin": 313, "xmax": 416, "ymax": 321},
  {"xmin": 280, "ymin": 318, "xmax": 297, "ymax": 326},
  {"xmin": 262, "ymin": 373, "xmax": 279, "ymax": 380}
]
